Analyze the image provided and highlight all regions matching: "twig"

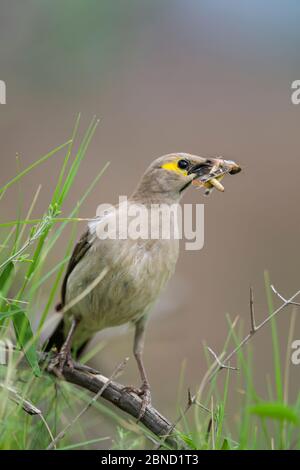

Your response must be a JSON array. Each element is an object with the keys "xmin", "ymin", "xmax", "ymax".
[
  {"xmin": 271, "ymin": 285, "xmax": 300, "ymax": 307},
  {"xmin": 207, "ymin": 347, "xmax": 238, "ymax": 371},
  {"xmin": 249, "ymin": 286, "xmax": 257, "ymax": 333},
  {"xmin": 154, "ymin": 387, "xmax": 210, "ymax": 449},
  {"xmin": 204, "ymin": 285, "xmax": 300, "ymax": 388},
  {"xmin": 39, "ymin": 414, "xmax": 57, "ymax": 450}
]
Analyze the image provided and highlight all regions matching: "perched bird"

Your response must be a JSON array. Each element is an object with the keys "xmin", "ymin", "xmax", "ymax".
[{"xmin": 46, "ymin": 153, "xmax": 241, "ymax": 417}]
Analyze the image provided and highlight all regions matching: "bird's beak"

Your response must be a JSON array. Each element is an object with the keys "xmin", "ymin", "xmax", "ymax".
[{"xmin": 189, "ymin": 157, "xmax": 241, "ymax": 194}]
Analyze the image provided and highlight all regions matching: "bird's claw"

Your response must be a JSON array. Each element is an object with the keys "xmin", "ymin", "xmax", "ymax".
[
  {"xmin": 48, "ymin": 348, "xmax": 74, "ymax": 377},
  {"xmin": 138, "ymin": 384, "xmax": 151, "ymax": 420},
  {"xmin": 121, "ymin": 382, "xmax": 151, "ymax": 420}
]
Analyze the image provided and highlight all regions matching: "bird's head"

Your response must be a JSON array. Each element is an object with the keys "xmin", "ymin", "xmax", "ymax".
[{"xmin": 132, "ymin": 153, "xmax": 241, "ymax": 203}]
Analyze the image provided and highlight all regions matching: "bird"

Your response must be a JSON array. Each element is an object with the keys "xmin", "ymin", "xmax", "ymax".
[{"xmin": 45, "ymin": 153, "xmax": 241, "ymax": 418}]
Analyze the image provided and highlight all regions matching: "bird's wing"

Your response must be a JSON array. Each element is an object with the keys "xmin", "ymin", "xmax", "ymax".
[
  {"xmin": 56, "ymin": 211, "xmax": 113, "ymax": 311},
  {"xmin": 56, "ymin": 229, "xmax": 92, "ymax": 311}
]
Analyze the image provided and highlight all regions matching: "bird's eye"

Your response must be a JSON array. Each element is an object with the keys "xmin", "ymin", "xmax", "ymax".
[{"xmin": 177, "ymin": 159, "xmax": 189, "ymax": 170}]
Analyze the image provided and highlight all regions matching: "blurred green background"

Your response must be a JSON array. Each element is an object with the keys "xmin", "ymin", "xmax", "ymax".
[{"xmin": 1, "ymin": 0, "xmax": 300, "ymax": 446}]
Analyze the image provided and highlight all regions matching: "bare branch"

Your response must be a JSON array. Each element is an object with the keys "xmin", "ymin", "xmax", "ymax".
[
  {"xmin": 271, "ymin": 284, "xmax": 300, "ymax": 307},
  {"xmin": 0, "ymin": 347, "xmax": 187, "ymax": 450},
  {"xmin": 271, "ymin": 284, "xmax": 286, "ymax": 303},
  {"xmin": 53, "ymin": 360, "xmax": 186, "ymax": 449},
  {"xmin": 202, "ymin": 285, "xmax": 300, "ymax": 390},
  {"xmin": 47, "ymin": 357, "xmax": 129, "ymax": 450},
  {"xmin": 207, "ymin": 347, "xmax": 238, "ymax": 371}
]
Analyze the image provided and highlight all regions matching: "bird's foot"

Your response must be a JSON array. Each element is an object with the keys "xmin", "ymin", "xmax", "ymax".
[
  {"xmin": 122, "ymin": 381, "xmax": 151, "ymax": 420},
  {"xmin": 48, "ymin": 348, "xmax": 74, "ymax": 377}
]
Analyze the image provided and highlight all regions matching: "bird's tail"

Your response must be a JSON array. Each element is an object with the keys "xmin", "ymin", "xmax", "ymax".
[{"xmin": 44, "ymin": 317, "xmax": 66, "ymax": 353}]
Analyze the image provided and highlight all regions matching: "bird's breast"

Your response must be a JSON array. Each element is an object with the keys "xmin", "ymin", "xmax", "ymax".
[{"xmin": 65, "ymin": 235, "xmax": 179, "ymax": 335}]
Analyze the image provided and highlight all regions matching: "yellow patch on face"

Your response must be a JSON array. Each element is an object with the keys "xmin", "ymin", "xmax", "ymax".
[{"xmin": 161, "ymin": 161, "xmax": 188, "ymax": 176}]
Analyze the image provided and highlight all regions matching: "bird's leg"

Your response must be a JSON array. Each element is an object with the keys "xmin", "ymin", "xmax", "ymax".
[
  {"xmin": 123, "ymin": 317, "xmax": 151, "ymax": 419},
  {"xmin": 48, "ymin": 317, "xmax": 78, "ymax": 375}
]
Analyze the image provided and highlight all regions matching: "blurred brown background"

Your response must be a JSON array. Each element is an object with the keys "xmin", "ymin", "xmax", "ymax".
[{"xmin": 1, "ymin": 0, "xmax": 300, "ymax": 443}]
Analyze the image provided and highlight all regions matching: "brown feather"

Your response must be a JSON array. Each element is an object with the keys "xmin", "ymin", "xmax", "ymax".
[{"xmin": 56, "ymin": 230, "xmax": 91, "ymax": 311}]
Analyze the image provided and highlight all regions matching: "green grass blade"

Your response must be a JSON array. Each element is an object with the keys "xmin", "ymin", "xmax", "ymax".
[
  {"xmin": 11, "ymin": 306, "xmax": 41, "ymax": 377},
  {"xmin": 250, "ymin": 402, "xmax": 298, "ymax": 424},
  {"xmin": 56, "ymin": 117, "xmax": 98, "ymax": 206},
  {"xmin": 0, "ymin": 141, "xmax": 71, "ymax": 196},
  {"xmin": 58, "ymin": 436, "xmax": 110, "ymax": 450},
  {"xmin": 52, "ymin": 114, "xmax": 81, "ymax": 204},
  {"xmin": 0, "ymin": 262, "xmax": 14, "ymax": 290}
]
